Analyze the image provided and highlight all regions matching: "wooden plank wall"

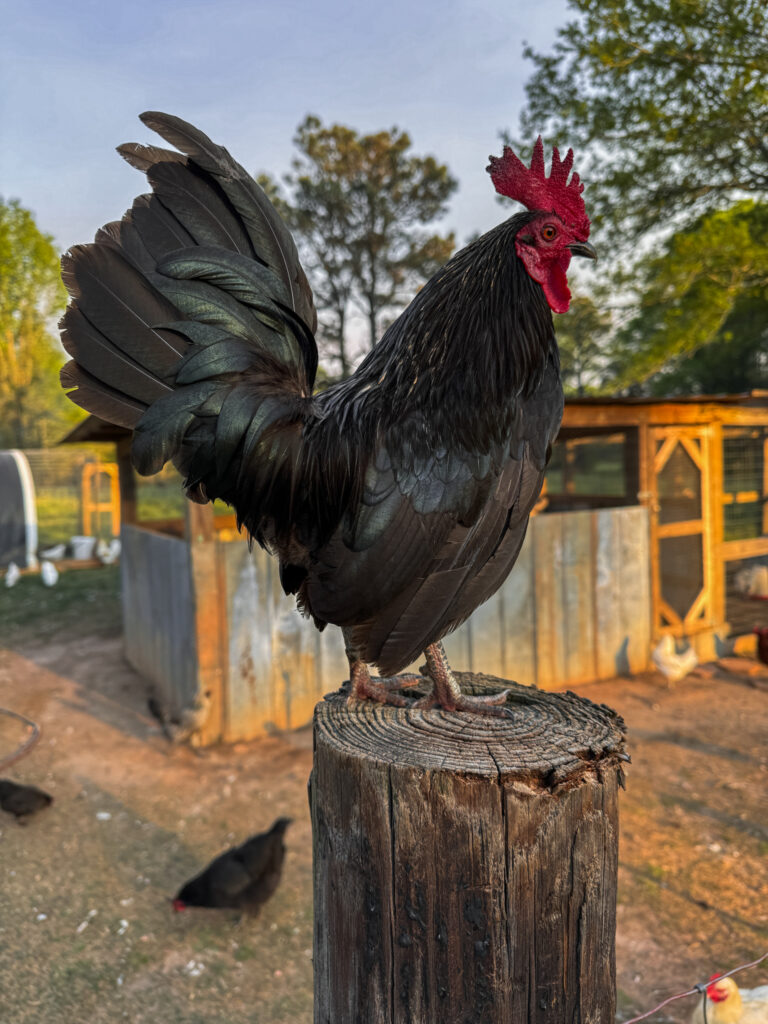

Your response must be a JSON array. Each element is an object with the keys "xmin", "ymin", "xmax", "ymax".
[
  {"xmin": 121, "ymin": 524, "xmax": 198, "ymax": 715},
  {"xmin": 120, "ymin": 507, "xmax": 651, "ymax": 741},
  {"xmin": 218, "ymin": 506, "xmax": 650, "ymax": 737},
  {"xmin": 443, "ymin": 505, "xmax": 651, "ymax": 685},
  {"xmin": 220, "ymin": 541, "xmax": 348, "ymax": 740}
]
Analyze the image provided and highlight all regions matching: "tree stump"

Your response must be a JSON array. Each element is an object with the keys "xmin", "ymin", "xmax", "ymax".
[{"xmin": 310, "ymin": 672, "xmax": 628, "ymax": 1024}]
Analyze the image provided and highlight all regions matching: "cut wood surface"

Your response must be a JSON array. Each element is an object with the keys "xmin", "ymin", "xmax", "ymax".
[{"xmin": 311, "ymin": 673, "xmax": 628, "ymax": 1024}]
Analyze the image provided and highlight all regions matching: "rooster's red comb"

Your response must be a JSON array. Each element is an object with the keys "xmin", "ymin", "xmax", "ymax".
[{"xmin": 487, "ymin": 137, "xmax": 590, "ymax": 239}]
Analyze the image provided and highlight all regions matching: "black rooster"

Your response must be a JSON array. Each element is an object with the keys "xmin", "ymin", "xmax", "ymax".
[
  {"xmin": 0, "ymin": 779, "xmax": 53, "ymax": 821},
  {"xmin": 60, "ymin": 114, "xmax": 595, "ymax": 714},
  {"xmin": 172, "ymin": 817, "xmax": 292, "ymax": 912}
]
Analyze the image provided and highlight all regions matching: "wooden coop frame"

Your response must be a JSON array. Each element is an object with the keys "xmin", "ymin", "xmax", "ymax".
[
  {"xmin": 553, "ymin": 391, "xmax": 768, "ymax": 656},
  {"xmin": 81, "ymin": 460, "xmax": 120, "ymax": 537}
]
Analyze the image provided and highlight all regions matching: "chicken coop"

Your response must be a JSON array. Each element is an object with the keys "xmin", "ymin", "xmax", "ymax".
[
  {"xmin": 62, "ymin": 410, "xmax": 656, "ymax": 744},
  {"xmin": 0, "ymin": 446, "xmax": 123, "ymax": 567},
  {"xmin": 549, "ymin": 391, "xmax": 768, "ymax": 657}
]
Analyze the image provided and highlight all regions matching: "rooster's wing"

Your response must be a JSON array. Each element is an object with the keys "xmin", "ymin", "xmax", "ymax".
[{"xmin": 307, "ymin": 366, "xmax": 561, "ymax": 673}]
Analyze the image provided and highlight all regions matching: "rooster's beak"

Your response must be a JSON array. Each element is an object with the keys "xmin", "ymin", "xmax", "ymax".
[{"xmin": 567, "ymin": 240, "xmax": 597, "ymax": 261}]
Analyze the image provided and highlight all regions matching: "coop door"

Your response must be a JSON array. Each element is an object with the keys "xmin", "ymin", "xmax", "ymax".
[{"xmin": 650, "ymin": 427, "xmax": 712, "ymax": 635}]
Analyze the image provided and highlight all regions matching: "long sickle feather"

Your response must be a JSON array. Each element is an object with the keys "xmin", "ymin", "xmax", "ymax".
[
  {"xmin": 60, "ymin": 362, "xmax": 147, "ymax": 428},
  {"xmin": 61, "ymin": 306, "xmax": 173, "ymax": 404},
  {"xmin": 61, "ymin": 243, "xmax": 187, "ymax": 373},
  {"xmin": 139, "ymin": 111, "xmax": 315, "ymax": 331}
]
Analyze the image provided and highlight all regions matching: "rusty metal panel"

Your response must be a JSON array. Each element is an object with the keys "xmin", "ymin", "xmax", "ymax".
[
  {"xmin": 594, "ymin": 509, "xmax": 625, "ymax": 678},
  {"xmin": 617, "ymin": 505, "xmax": 652, "ymax": 673},
  {"xmin": 122, "ymin": 506, "xmax": 652, "ymax": 743},
  {"xmin": 561, "ymin": 511, "xmax": 597, "ymax": 684},
  {"xmin": 220, "ymin": 541, "xmax": 348, "ymax": 737},
  {"xmin": 532, "ymin": 513, "xmax": 567, "ymax": 688},
  {"xmin": 490, "ymin": 531, "xmax": 536, "ymax": 684},
  {"xmin": 121, "ymin": 525, "xmax": 197, "ymax": 715},
  {"xmin": 188, "ymin": 537, "xmax": 227, "ymax": 744},
  {"xmin": 316, "ymin": 617, "xmax": 350, "ymax": 697},
  {"xmin": 221, "ymin": 542, "xmax": 277, "ymax": 737},
  {"xmin": 448, "ymin": 507, "xmax": 649, "ymax": 690},
  {"xmin": 442, "ymin": 618, "xmax": 472, "ymax": 672}
]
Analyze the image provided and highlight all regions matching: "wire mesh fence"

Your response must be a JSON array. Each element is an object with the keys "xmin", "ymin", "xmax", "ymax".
[
  {"xmin": 545, "ymin": 429, "xmax": 638, "ymax": 508},
  {"xmin": 722, "ymin": 426, "xmax": 768, "ymax": 542},
  {"xmin": 19, "ymin": 447, "xmax": 188, "ymax": 551},
  {"xmin": 23, "ymin": 447, "xmax": 107, "ymax": 549}
]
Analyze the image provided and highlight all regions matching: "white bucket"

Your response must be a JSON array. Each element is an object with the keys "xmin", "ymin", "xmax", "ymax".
[{"xmin": 71, "ymin": 535, "xmax": 96, "ymax": 560}]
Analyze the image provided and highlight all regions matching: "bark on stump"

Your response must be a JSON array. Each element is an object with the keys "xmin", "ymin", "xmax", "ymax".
[{"xmin": 310, "ymin": 672, "xmax": 628, "ymax": 1024}]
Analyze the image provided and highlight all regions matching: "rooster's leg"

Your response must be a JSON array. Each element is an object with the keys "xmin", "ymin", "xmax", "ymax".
[
  {"xmin": 347, "ymin": 659, "xmax": 426, "ymax": 707},
  {"xmin": 415, "ymin": 641, "xmax": 512, "ymax": 717}
]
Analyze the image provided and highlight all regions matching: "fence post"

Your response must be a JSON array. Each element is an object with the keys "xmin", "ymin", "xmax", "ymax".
[{"xmin": 310, "ymin": 671, "xmax": 627, "ymax": 1024}]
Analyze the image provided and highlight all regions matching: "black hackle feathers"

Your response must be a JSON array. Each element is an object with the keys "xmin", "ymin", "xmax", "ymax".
[{"xmin": 60, "ymin": 113, "xmax": 564, "ymax": 675}]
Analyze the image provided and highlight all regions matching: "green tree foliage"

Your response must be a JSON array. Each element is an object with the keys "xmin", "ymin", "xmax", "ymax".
[
  {"xmin": 646, "ymin": 291, "xmax": 768, "ymax": 395},
  {"xmin": 0, "ymin": 198, "xmax": 79, "ymax": 447},
  {"xmin": 514, "ymin": 0, "xmax": 768, "ymax": 391},
  {"xmin": 606, "ymin": 202, "xmax": 768, "ymax": 392},
  {"xmin": 516, "ymin": 0, "xmax": 768, "ymax": 236},
  {"xmin": 263, "ymin": 116, "xmax": 457, "ymax": 377},
  {"xmin": 556, "ymin": 294, "xmax": 613, "ymax": 394}
]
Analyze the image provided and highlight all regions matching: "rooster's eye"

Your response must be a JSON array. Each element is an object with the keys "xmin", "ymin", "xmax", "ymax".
[{"xmin": 541, "ymin": 224, "xmax": 558, "ymax": 241}]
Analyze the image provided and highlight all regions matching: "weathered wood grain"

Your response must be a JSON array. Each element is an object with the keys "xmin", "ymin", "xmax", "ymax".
[
  {"xmin": 496, "ymin": 533, "xmax": 537, "ymax": 682},
  {"xmin": 562, "ymin": 511, "xmax": 596, "ymax": 684},
  {"xmin": 617, "ymin": 506, "xmax": 651, "ymax": 675},
  {"xmin": 533, "ymin": 514, "xmax": 566, "ymax": 688},
  {"xmin": 311, "ymin": 674, "xmax": 626, "ymax": 1023},
  {"xmin": 594, "ymin": 508, "xmax": 622, "ymax": 679},
  {"xmin": 121, "ymin": 507, "xmax": 651, "ymax": 742},
  {"xmin": 188, "ymin": 528, "xmax": 227, "ymax": 744}
]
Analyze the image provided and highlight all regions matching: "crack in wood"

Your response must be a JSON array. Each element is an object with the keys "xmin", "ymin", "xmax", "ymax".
[{"xmin": 313, "ymin": 675, "xmax": 626, "ymax": 1022}]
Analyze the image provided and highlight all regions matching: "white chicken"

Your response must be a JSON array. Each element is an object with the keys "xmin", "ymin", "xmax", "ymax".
[
  {"xmin": 40, "ymin": 561, "xmax": 59, "ymax": 587},
  {"xmin": 40, "ymin": 543, "xmax": 67, "ymax": 561},
  {"xmin": 734, "ymin": 564, "xmax": 768, "ymax": 598},
  {"xmin": 95, "ymin": 538, "xmax": 121, "ymax": 565},
  {"xmin": 652, "ymin": 634, "xmax": 698, "ymax": 685},
  {"xmin": 690, "ymin": 975, "xmax": 768, "ymax": 1024},
  {"xmin": 4, "ymin": 562, "xmax": 20, "ymax": 588}
]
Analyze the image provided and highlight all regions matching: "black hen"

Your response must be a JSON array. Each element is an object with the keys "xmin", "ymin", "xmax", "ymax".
[
  {"xmin": 754, "ymin": 626, "xmax": 768, "ymax": 666},
  {"xmin": 173, "ymin": 817, "xmax": 292, "ymax": 912},
  {"xmin": 0, "ymin": 779, "xmax": 53, "ymax": 821},
  {"xmin": 60, "ymin": 114, "xmax": 595, "ymax": 713}
]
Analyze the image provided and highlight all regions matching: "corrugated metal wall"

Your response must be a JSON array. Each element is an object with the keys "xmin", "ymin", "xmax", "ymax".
[
  {"xmin": 121, "ymin": 506, "xmax": 651, "ymax": 741},
  {"xmin": 442, "ymin": 505, "xmax": 651, "ymax": 685},
  {"xmin": 121, "ymin": 525, "xmax": 198, "ymax": 716}
]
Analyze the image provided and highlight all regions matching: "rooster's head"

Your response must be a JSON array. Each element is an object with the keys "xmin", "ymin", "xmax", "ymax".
[{"xmin": 487, "ymin": 138, "xmax": 595, "ymax": 314}]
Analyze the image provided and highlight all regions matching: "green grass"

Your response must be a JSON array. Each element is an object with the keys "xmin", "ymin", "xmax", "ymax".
[
  {"xmin": 136, "ymin": 480, "xmax": 187, "ymax": 521},
  {"xmin": 0, "ymin": 565, "xmax": 121, "ymax": 647},
  {"xmin": 35, "ymin": 491, "xmax": 83, "ymax": 548}
]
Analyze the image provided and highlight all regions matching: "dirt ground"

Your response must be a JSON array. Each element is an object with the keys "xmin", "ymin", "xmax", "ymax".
[{"xmin": 0, "ymin": 570, "xmax": 767, "ymax": 1023}]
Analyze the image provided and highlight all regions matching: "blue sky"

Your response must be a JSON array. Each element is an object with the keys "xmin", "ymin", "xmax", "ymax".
[{"xmin": 1, "ymin": 0, "xmax": 571, "ymax": 253}]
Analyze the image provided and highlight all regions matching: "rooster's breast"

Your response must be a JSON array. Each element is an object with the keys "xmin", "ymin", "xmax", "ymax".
[{"xmin": 302, "ymin": 357, "xmax": 563, "ymax": 674}]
